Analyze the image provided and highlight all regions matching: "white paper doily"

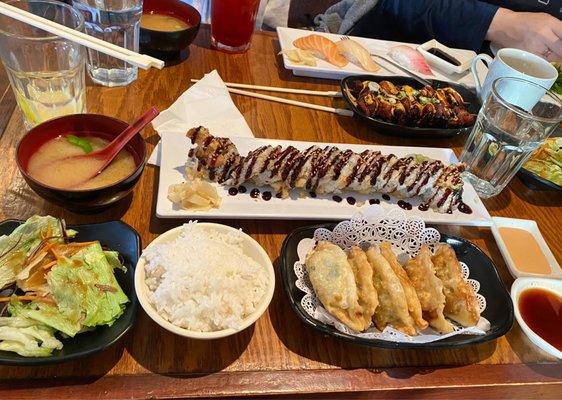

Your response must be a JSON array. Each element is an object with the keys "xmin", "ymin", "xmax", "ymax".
[{"xmin": 295, "ymin": 205, "xmax": 491, "ymax": 344}]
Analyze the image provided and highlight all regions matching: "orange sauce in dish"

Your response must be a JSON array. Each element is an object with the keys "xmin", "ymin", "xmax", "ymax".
[
  {"xmin": 519, "ymin": 288, "xmax": 562, "ymax": 351},
  {"xmin": 498, "ymin": 227, "xmax": 551, "ymax": 274}
]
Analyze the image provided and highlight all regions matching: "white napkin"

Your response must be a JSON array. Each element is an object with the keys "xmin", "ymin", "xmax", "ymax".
[{"xmin": 148, "ymin": 70, "xmax": 254, "ymax": 165}]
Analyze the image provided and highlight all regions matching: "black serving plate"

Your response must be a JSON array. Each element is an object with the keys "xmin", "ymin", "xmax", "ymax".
[
  {"xmin": 518, "ymin": 167, "xmax": 562, "ymax": 191},
  {"xmin": 340, "ymin": 74, "xmax": 480, "ymax": 138},
  {"xmin": 280, "ymin": 224, "xmax": 514, "ymax": 349},
  {"xmin": 0, "ymin": 220, "xmax": 140, "ymax": 365}
]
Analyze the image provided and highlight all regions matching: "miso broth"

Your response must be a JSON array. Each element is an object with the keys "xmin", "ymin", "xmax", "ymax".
[
  {"xmin": 140, "ymin": 13, "xmax": 191, "ymax": 32},
  {"xmin": 27, "ymin": 136, "xmax": 136, "ymax": 190}
]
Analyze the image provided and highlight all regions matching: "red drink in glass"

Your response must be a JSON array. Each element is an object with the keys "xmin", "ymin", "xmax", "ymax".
[{"xmin": 211, "ymin": 0, "xmax": 261, "ymax": 53}]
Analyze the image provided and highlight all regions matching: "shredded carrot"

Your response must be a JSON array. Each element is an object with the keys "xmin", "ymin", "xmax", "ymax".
[
  {"xmin": 42, "ymin": 261, "xmax": 57, "ymax": 270},
  {"xmin": 0, "ymin": 295, "xmax": 55, "ymax": 304}
]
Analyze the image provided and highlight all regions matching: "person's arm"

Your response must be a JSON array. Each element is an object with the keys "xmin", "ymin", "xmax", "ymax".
[
  {"xmin": 376, "ymin": 0, "xmax": 499, "ymax": 52},
  {"xmin": 486, "ymin": 8, "xmax": 562, "ymax": 61}
]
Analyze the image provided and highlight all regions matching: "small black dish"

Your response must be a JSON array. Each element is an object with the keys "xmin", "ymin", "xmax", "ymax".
[
  {"xmin": 140, "ymin": 0, "xmax": 201, "ymax": 65},
  {"xmin": 340, "ymin": 74, "xmax": 480, "ymax": 138},
  {"xmin": 517, "ymin": 167, "xmax": 562, "ymax": 191},
  {"xmin": 0, "ymin": 219, "xmax": 140, "ymax": 365},
  {"xmin": 280, "ymin": 223, "xmax": 514, "ymax": 349}
]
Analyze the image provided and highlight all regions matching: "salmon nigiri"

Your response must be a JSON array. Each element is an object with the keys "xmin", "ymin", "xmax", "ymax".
[
  {"xmin": 336, "ymin": 38, "xmax": 380, "ymax": 72},
  {"xmin": 293, "ymin": 34, "xmax": 348, "ymax": 68},
  {"xmin": 388, "ymin": 45, "xmax": 434, "ymax": 76}
]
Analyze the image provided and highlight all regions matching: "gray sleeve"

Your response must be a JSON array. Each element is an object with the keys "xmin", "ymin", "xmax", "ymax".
[{"xmin": 314, "ymin": 0, "xmax": 379, "ymax": 34}]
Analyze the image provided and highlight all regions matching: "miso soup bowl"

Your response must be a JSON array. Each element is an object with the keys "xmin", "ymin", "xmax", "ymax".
[
  {"xmin": 139, "ymin": 0, "xmax": 201, "ymax": 64},
  {"xmin": 16, "ymin": 114, "xmax": 147, "ymax": 212}
]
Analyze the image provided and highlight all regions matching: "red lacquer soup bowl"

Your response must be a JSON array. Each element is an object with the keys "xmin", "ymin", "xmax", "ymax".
[{"xmin": 16, "ymin": 114, "xmax": 147, "ymax": 212}]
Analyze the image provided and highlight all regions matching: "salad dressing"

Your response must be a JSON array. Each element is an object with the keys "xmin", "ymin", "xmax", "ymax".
[{"xmin": 498, "ymin": 227, "xmax": 551, "ymax": 274}]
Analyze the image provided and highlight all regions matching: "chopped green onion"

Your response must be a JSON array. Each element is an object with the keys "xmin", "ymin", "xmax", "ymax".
[{"xmin": 67, "ymin": 135, "xmax": 93, "ymax": 154}]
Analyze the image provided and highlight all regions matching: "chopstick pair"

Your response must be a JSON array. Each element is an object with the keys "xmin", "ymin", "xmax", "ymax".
[
  {"xmin": 190, "ymin": 79, "xmax": 354, "ymax": 117},
  {"xmin": 0, "ymin": 2, "xmax": 164, "ymax": 70}
]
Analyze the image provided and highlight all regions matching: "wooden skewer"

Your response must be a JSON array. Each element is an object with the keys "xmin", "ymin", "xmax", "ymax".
[
  {"xmin": 190, "ymin": 79, "xmax": 342, "ymax": 97},
  {"xmin": 226, "ymin": 87, "xmax": 354, "ymax": 117},
  {"xmin": 0, "ymin": 2, "xmax": 164, "ymax": 70}
]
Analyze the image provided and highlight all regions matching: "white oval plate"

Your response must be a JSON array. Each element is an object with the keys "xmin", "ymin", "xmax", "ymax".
[
  {"xmin": 511, "ymin": 277, "xmax": 562, "ymax": 359},
  {"xmin": 134, "ymin": 223, "xmax": 275, "ymax": 339}
]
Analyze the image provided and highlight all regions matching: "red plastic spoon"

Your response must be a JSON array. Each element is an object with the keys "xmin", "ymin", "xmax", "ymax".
[{"xmin": 70, "ymin": 107, "xmax": 159, "ymax": 184}]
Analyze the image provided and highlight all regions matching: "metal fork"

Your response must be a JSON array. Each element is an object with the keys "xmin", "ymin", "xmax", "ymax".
[{"xmin": 340, "ymin": 35, "xmax": 433, "ymax": 87}]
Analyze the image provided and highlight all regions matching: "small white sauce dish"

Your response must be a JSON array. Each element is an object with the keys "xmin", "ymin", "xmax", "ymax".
[
  {"xmin": 134, "ymin": 223, "xmax": 275, "ymax": 340},
  {"xmin": 511, "ymin": 277, "xmax": 562, "ymax": 359},
  {"xmin": 491, "ymin": 217, "xmax": 562, "ymax": 279},
  {"xmin": 417, "ymin": 39, "xmax": 475, "ymax": 75}
]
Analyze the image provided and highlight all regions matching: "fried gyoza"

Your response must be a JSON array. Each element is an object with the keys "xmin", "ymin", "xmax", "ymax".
[
  {"xmin": 366, "ymin": 246, "xmax": 417, "ymax": 336},
  {"xmin": 379, "ymin": 242, "xmax": 428, "ymax": 330},
  {"xmin": 432, "ymin": 244, "xmax": 480, "ymax": 327},
  {"xmin": 305, "ymin": 241, "xmax": 368, "ymax": 332},
  {"xmin": 404, "ymin": 245, "xmax": 454, "ymax": 333},
  {"xmin": 347, "ymin": 246, "xmax": 379, "ymax": 326}
]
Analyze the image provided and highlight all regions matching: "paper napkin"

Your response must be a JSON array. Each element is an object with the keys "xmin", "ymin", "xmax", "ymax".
[{"xmin": 148, "ymin": 70, "xmax": 254, "ymax": 165}]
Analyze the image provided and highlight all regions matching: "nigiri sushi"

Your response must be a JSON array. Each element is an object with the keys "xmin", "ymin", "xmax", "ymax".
[
  {"xmin": 336, "ymin": 38, "xmax": 380, "ymax": 72},
  {"xmin": 388, "ymin": 45, "xmax": 434, "ymax": 76},
  {"xmin": 293, "ymin": 34, "xmax": 348, "ymax": 68}
]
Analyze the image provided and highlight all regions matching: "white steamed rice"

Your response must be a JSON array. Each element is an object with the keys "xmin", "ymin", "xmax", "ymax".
[{"xmin": 142, "ymin": 222, "xmax": 269, "ymax": 332}]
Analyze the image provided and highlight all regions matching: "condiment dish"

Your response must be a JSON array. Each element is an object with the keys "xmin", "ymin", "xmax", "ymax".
[
  {"xmin": 511, "ymin": 277, "xmax": 562, "ymax": 359},
  {"xmin": 417, "ymin": 39, "xmax": 475, "ymax": 75},
  {"xmin": 16, "ymin": 114, "xmax": 147, "ymax": 212},
  {"xmin": 139, "ymin": 0, "xmax": 201, "ymax": 64},
  {"xmin": 491, "ymin": 217, "xmax": 562, "ymax": 279},
  {"xmin": 134, "ymin": 223, "xmax": 275, "ymax": 340}
]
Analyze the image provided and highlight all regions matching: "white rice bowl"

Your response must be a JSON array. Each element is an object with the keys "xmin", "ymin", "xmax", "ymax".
[{"xmin": 135, "ymin": 222, "xmax": 275, "ymax": 339}]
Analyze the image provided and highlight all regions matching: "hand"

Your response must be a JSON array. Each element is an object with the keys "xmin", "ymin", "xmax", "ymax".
[{"xmin": 486, "ymin": 8, "xmax": 562, "ymax": 61}]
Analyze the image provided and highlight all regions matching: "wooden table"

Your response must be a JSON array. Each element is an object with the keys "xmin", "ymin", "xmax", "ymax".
[{"xmin": 0, "ymin": 27, "xmax": 561, "ymax": 399}]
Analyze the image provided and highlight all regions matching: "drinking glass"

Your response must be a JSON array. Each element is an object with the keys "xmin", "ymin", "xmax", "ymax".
[
  {"xmin": 72, "ymin": 0, "xmax": 142, "ymax": 87},
  {"xmin": 210, "ymin": 0, "xmax": 260, "ymax": 53},
  {"xmin": 0, "ymin": 0, "xmax": 86, "ymax": 129},
  {"xmin": 460, "ymin": 77, "xmax": 562, "ymax": 198}
]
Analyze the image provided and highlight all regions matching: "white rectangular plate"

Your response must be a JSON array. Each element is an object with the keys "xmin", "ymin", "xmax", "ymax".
[
  {"xmin": 276, "ymin": 27, "xmax": 486, "ymax": 86},
  {"xmin": 491, "ymin": 217, "xmax": 562, "ymax": 279},
  {"xmin": 156, "ymin": 133, "xmax": 492, "ymax": 225}
]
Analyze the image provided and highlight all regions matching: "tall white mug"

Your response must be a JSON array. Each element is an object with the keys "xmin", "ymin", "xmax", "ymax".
[{"xmin": 471, "ymin": 48, "xmax": 557, "ymax": 111}]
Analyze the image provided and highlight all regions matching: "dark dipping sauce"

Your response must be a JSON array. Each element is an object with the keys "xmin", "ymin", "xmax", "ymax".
[
  {"xmin": 382, "ymin": 194, "xmax": 391, "ymax": 201},
  {"xmin": 428, "ymin": 47, "xmax": 461, "ymax": 66},
  {"xmin": 332, "ymin": 195, "xmax": 342, "ymax": 203},
  {"xmin": 262, "ymin": 191, "xmax": 272, "ymax": 201},
  {"xmin": 238, "ymin": 185, "xmax": 247, "ymax": 193},
  {"xmin": 369, "ymin": 198, "xmax": 380, "ymax": 205},
  {"xmin": 518, "ymin": 288, "xmax": 562, "ymax": 351},
  {"xmin": 418, "ymin": 203, "xmax": 430, "ymax": 212},
  {"xmin": 346, "ymin": 196, "xmax": 356, "ymax": 205},
  {"xmin": 228, "ymin": 187, "xmax": 238, "ymax": 196},
  {"xmin": 250, "ymin": 188, "xmax": 260, "ymax": 198}
]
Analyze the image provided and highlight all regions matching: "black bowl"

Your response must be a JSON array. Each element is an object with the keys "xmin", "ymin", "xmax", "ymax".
[
  {"xmin": 0, "ymin": 219, "xmax": 140, "ymax": 365},
  {"xmin": 140, "ymin": 0, "xmax": 201, "ymax": 64},
  {"xmin": 280, "ymin": 223, "xmax": 514, "ymax": 349},
  {"xmin": 16, "ymin": 114, "xmax": 147, "ymax": 213},
  {"xmin": 340, "ymin": 74, "xmax": 480, "ymax": 138},
  {"xmin": 517, "ymin": 167, "xmax": 562, "ymax": 191}
]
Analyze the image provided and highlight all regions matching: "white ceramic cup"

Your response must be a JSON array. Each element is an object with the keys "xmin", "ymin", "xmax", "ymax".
[{"xmin": 471, "ymin": 48, "xmax": 557, "ymax": 110}]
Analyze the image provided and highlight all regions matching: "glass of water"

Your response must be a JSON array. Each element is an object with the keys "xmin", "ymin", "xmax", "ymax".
[
  {"xmin": 72, "ymin": 0, "xmax": 142, "ymax": 87},
  {"xmin": 0, "ymin": 0, "xmax": 86, "ymax": 129},
  {"xmin": 461, "ymin": 77, "xmax": 562, "ymax": 198}
]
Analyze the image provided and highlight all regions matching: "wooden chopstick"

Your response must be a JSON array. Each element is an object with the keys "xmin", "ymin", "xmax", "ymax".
[
  {"xmin": 226, "ymin": 87, "xmax": 353, "ymax": 116},
  {"xmin": 191, "ymin": 79, "xmax": 342, "ymax": 97},
  {"xmin": 0, "ymin": 2, "xmax": 164, "ymax": 70}
]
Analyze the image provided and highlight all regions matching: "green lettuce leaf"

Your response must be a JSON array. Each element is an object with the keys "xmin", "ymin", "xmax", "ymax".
[
  {"xmin": 523, "ymin": 137, "xmax": 562, "ymax": 186},
  {"xmin": 48, "ymin": 243, "xmax": 128, "ymax": 330},
  {"xmin": 0, "ymin": 216, "xmax": 72, "ymax": 289},
  {"xmin": 0, "ymin": 316, "xmax": 62, "ymax": 357}
]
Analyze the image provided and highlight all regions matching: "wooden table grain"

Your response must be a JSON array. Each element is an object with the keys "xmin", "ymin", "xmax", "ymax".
[{"xmin": 0, "ymin": 27, "xmax": 561, "ymax": 399}]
